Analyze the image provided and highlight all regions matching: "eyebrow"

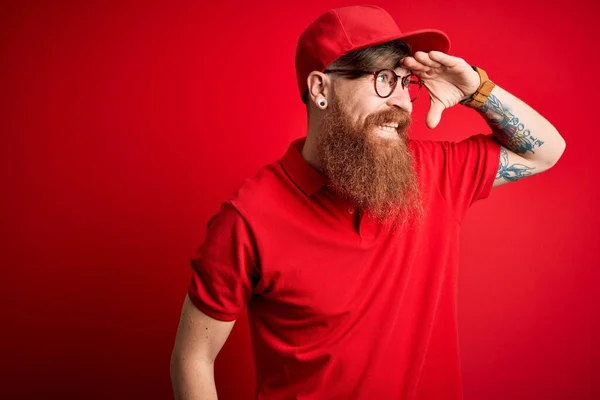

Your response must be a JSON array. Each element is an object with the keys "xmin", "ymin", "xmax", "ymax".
[
  {"xmin": 373, "ymin": 66, "xmax": 411, "ymax": 76},
  {"xmin": 393, "ymin": 68, "xmax": 411, "ymax": 76}
]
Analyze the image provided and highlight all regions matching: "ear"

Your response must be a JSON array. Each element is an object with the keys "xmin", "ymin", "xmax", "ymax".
[{"xmin": 306, "ymin": 71, "xmax": 330, "ymax": 107}]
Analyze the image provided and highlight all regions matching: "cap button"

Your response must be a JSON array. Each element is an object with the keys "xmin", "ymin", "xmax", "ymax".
[{"xmin": 347, "ymin": 207, "xmax": 355, "ymax": 214}]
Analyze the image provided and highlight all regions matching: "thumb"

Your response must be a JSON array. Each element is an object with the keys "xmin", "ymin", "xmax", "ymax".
[{"xmin": 426, "ymin": 100, "xmax": 446, "ymax": 129}]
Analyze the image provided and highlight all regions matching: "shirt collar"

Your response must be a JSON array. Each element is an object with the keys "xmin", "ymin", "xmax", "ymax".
[{"xmin": 280, "ymin": 137, "xmax": 330, "ymax": 196}]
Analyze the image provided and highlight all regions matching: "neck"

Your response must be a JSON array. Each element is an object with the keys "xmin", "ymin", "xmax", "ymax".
[{"xmin": 302, "ymin": 120, "xmax": 323, "ymax": 171}]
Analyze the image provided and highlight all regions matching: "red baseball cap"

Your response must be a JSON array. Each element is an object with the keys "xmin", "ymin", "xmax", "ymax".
[{"xmin": 295, "ymin": 5, "xmax": 451, "ymax": 100}]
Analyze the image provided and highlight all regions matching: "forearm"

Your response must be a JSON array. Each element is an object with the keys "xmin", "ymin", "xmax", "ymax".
[
  {"xmin": 170, "ymin": 356, "xmax": 218, "ymax": 400},
  {"xmin": 476, "ymin": 85, "xmax": 566, "ymax": 167}
]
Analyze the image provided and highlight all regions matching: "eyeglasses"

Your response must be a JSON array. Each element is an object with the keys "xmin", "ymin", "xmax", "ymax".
[{"xmin": 323, "ymin": 69, "xmax": 423, "ymax": 102}]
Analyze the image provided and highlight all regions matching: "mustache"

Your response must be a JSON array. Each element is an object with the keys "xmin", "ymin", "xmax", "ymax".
[{"xmin": 364, "ymin": 108, "xmax": 412, "ymax": 132}]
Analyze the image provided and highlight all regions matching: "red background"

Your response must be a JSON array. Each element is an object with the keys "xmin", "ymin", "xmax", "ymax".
[{"xmin": 2, "ymin": 0, "xmax": 598, "ymax": 398}]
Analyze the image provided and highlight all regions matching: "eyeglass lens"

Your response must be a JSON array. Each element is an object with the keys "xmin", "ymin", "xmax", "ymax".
[{"xmin": 375, "ymin": 70, "xmax": 421, "ymax": 101}]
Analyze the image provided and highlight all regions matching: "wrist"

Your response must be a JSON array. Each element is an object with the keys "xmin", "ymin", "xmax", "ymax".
[{"xmin": 460, "ymin": 66, "xmax": 495, "ymax": 109}]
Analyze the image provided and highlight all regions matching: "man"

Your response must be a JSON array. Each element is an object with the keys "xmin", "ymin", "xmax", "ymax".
[{"xmin": 170, "ymin": 5, "xmax": 565, "ymax": 399}]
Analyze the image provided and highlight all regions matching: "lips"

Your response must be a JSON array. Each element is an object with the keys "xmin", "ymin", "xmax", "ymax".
[
  {"xmin": 366, "ymin": 109, "xmax": 412, "ymax": 136},
  {"xmin": 379, "ymin": 125, "xmax": 398, "ymax": 133}
]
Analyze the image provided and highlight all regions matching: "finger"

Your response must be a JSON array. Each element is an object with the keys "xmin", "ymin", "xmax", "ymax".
[
  {"xmin": 412, "ymin": 68, "xmax": 438, "ymax": 79},
  {"xmin": 400, "ymin": 56, "xmax": 432, "ymax": 72},
  {"xmin": 413, "ymin": 51, "xmax": 444, "ymax": 69},
  {"xmin": 427, "ymin": 51, "xmax": 462, "ymax": 68},
  {"xmin": 426, "ymin": 100, "xmax": 446, "ymax": 129}
]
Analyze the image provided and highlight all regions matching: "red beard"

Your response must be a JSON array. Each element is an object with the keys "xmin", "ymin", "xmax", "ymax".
[{"xmin": 316, "ymin": 96, "xmax": 425, "ymax": 229}]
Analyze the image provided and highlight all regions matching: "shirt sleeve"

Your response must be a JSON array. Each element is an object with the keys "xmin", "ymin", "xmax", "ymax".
[
  {"xmin": 436, "ymin": 133, "xmax": 501, "ymax": 222},
  {"xmin": 187, "ymin": 201, "xmax": 259, "ymax": 321}
]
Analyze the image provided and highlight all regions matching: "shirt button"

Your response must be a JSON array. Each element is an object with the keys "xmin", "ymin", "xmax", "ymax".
[{"xmin": 347, "ymin": 207, "xmax": 355, "ymax": 214}]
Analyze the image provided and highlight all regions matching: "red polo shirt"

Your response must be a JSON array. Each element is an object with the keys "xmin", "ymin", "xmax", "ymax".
[{"xmin": 188, "ymin": 134, "xmax": 500, "ymax": 399}]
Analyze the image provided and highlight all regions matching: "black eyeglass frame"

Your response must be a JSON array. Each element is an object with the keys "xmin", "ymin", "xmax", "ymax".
[{"xmin": 323, "ymin": 69, "xmax": 423, "ymax": 102}]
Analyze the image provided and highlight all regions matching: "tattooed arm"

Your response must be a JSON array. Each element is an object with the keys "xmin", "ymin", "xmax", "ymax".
[
  {"xmin": 401, "ymin": 52, "xmax": 566, "ymax": 188},
  {"xmin": 476, "ymin": 85, "xmax": 567, "ymax": 188}
]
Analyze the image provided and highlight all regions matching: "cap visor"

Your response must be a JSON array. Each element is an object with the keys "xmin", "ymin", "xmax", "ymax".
[{"xmin": 395, "ymin": 29, "xmax": 451, "ymax": 54}]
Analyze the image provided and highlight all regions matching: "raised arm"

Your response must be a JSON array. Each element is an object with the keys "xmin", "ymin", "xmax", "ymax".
[
  {"xmin": 401, "ymin": 51, "xmax": 566, "ymax": 188},
  {"xmin": 170, "ymin": 295, "xmax": 235, "ymax": 400},
  {"xmin": 474, "ymin": 85, "xmax": 566, "ymax": 187}
]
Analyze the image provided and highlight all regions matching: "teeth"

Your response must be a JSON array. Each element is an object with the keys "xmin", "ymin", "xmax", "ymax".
[{"xmin": 379, "ymin": 125, "xmax": 397, "ymax": 132}]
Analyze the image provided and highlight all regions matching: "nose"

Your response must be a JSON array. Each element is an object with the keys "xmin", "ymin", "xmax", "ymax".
[{"xmin": 385, "ymin": 85, "xmax": 412, "ymax": 113}]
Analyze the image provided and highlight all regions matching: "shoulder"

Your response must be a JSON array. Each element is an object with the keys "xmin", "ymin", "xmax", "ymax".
[
  {"xmin": 226, "ymin": 160, "xmax": 293, "ymax": 221},
  {"xmin": 409, "ymin": 134, "xmax": 499, "ymax": 166}
]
